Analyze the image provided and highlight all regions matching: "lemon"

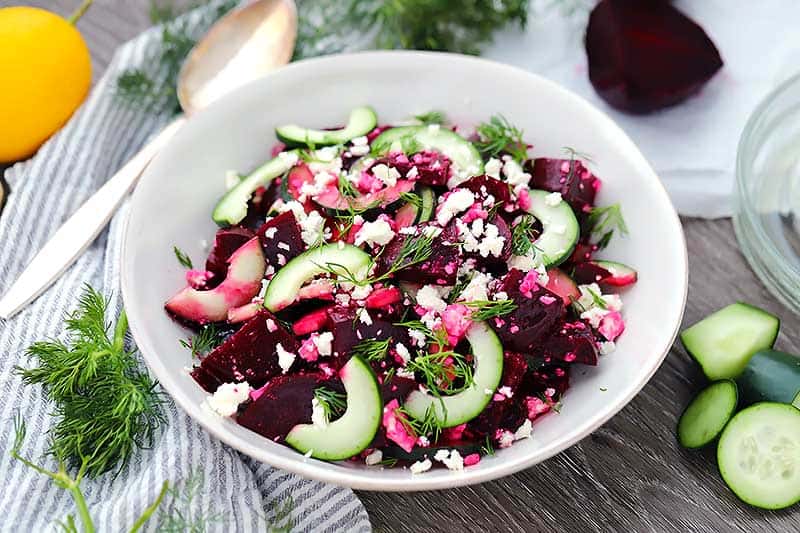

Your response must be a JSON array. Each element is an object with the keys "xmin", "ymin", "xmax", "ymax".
[{"xmin": 0, "ymin": 6, "xmax": 92, "ymax": 163}]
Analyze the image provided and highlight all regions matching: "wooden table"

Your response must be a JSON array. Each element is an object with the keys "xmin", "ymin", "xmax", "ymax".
[{"xmin": 7, "ymin": 2, "xmax": 799, "ymax": 531}]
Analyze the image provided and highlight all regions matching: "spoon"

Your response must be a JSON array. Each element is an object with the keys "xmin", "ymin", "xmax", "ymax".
[{"xmin": 0, "ymin": 0, "xmax": 297, "ymax": 319}]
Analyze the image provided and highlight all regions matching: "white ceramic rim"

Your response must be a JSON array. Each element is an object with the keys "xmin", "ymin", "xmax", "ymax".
[{"xmin": 121, "ymin": 50, "xmax": 688, "ymax": 491}]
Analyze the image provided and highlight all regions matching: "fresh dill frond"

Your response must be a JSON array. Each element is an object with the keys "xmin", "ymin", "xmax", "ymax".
[
  {"xmin": 158, "ymin": 470, "xmax": 225, "ymax": 532},
  {"xmin": 173, "ymin": 245, "xmax": 193, "ymax": 269},
  {"xmin": 510, "ymin": 214, "xmax": 537, "ymax": 256},
  {"xmin": 585, "ymin": 286, "xmax": 608, "ymax": 310},
  {"xmin": 406, "ymin": 350, "xmax": 474, "ymax": 396},
  {"xmin": 447, "ymin": 274, "xmax": 472, "ymax": 304},
  {"xmin": 351, "ymin": 337, "xmax": 393, "ymax": 362},
  {"xmin": 376, "ymin": 457, "xmax": 399, "ymax": 468},
  {"xmin": 474, "ymin": 115, "xmax": 528, "ymax": 162},
  {"xmin": 393, "ymin": 319, "xmax": 448, "ymax": 349},
  {"xmin": 337, "ymin": 175, "xmax": 359, "ymax": 198},
  {"xmin": 481, "ymin": 434, "xmax": 495, "ymax": 456},
  {"xmin": 399, "ymin": 191, "xmax": 423, "ymax": 210},
  {"xmin": 16, "ymin": 285, "xmax": 165, "ymax": 478},
  {"xmin": 371, "ymin": 133, "xmax": 421, "ymax": 157},
  {"xmin": 179, "ymin": 324, "xmax": 223, "ymax": 358},
  {"xmin": 396, "ymin": 404, "xmax": 443, "ymax": 442},
  {"xmin": 266, "ymin": 496, "xmax": 296, "ymax": 533},
  {"xmin": 314, "ymin": 387, "xmax": 348, "ymax": 421},
  {"xmin": 586, "ymin": 203, "xmax": 628, "ymax": 249},
  {"xmin": 562, "ymin": 146, "xmax": 594, "ymax": 164},
  {"xmin": 464, "ymin": 299, "xmax": 518, "ymax": 321},
  {"xmin": 414, "ymin": 110, "xmax": 448, "ymax": 125}
]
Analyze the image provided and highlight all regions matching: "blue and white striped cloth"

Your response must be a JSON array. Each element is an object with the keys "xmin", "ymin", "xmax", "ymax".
[{"xmin": 0, "ymin": 5, "xmax": 370, "ymax": 532}]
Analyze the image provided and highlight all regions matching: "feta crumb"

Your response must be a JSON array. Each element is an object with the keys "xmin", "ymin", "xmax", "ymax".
[
  {"xmin": 416, "ymin": 285, "xmax": 448, "ymax": 312},
  {"xmin": 427, "ymin": 124, "xmax": 441, "ymax": 132},
  {"xmin": 396, "ymin": 366, "xmax": 415, "ymax": 379},
  {"xmin": 277, "ymin": 151, "xmax": 299, "ymax": 167},
  {"xmin": 493, "ymin": 291, "xmax": 508, "ymax": 301},
  {"xmin": 355, "ymin": 219, "xmax": 396, "ymax": 247},
  {"xmin": 410, "ymin": 459, "xmax": 432, "ymax": 474},
  {"xmin": 395, "ymin": 342, "xmax": 411, "ymax": 363},
  {"xmin": 459, "ymin": 272, "xmax": 492, "ymax": 302},
  {"xmin": 434, "ymin": 449, "xmax": 451, "ymax": 462},
  {"xmin": 277, "ymin": 241, "xmax": 291, "ymax": 251},
  {"xmin": 498, "ymin": 430, "xmax": 515, "ymax": 448},
  {"xmin": 276, "ymin": 343, "xmax": 296, "ymax": 374},
  {"xmin": 311, "ymin": 397, "xmax": 329, "ymax": 428},
  {"xmin": 314, "ymin": 331, "xmax": 334, "ymax": 356},
  {"xmin": 298, "ymin": 210, "xmax": 327, "ymax": 247},
  {"xmin": 335, "ymin": 293, "xmax": 351, "ymax": 306},
  {"xmin": 509, "ymin": 252, "xmax": 537, "ymax": 272},
  {"xmin": 263, "ymin": 226, "xmax": 278, "ymax": 239},
  {"xmin": 581, "ymin": 307, "xmax": 607, "ymax": 328},
  {"xmin": 544, "ymin": 192, "xmax": 563, "ymax": 206},
  {"xmin": 498, "ymin": 386, "xmax": 513, "ymax": 398},
  {"xmin": 365, "ymin": 450, "xmax": 383, "ymax": 466},
  {"xmin": 514, "ymin": 419, "xmax": 533, "ymax": 440},
  {"xmin": 442, "ymin": 449, "xmax": 464, "ymax": 471},
  {"xmin": 501, "ymin": 156, "xmax": 530, "ymax": 187},
  {"xmin": 436, "ymin": 189, "xmax": 475, "ymax": 225},
  {"xmin": 206, "ymin": 382, "xmax": 251, "ymax": 417},
  {"xmin": 371, "ymin": 164, "xmax": 401, "ymax": 187},
  {"xmin": 358, "ymin": 308, "xmax": 373, "ymax": 325},
  {"xmin": 350, "ymin": 283, "xmax": 373, "ymax": 301},
  {"xmin": 408, "ymin": 329, "xmax": 427, "ymax": 348},
  {"xmin": 266, "ymin": 318, "xmax": 277, "ymax": 332},
  {"xmin": 599, "ymin": 340, "xmax": 616, "ymax": 355},
  {"xmin": 477, "ymin": 223, "xmax": 505, "ymax": 258},
  {"xmin": 484, "ymin": 158, "xmax": 502, "ymax": 179}
]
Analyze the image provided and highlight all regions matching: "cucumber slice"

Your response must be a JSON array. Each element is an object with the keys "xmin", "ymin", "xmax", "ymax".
[
  {"xmin": 371, "ymin": 125, "xmax": 484, "ymax": 177},
  {"xmin": 395, "ymin": 186, "xmax": 435, "ymax": 228},
  {"xmin": 524, "ymin": 189, "xmax": 580, "ymax": 266},
  {"xmin": 213, "ymin": 151, "xmax": 298, "ymax": 226},
  {"xmin": 737, "ymin": 350, "xmax": 800, "ymax": 406},
  {"xmin": 404, "ymin": 321, "xmax": 503, "ymax": 428},
  {"xmin": 677, "ymin": 380, "xmax": 738, "ymax": 449},
  {"xmin": 417, "ymin": 186, "xmax": 435, "ymax": 223},
  {"xmin": 717, "ymin": 402, "xmax": 800, "ymax": 510},
  {"xmin": 680, "ymin": 303, "xmax": 780, "ymax": 381},
  {"xmin": 276, "ymin": 106, "xmax": 378, "ymax": 147},
  {"xmin": 285, "ymin": 356, "xmax": 382, "ymax": 461},
  {"xmin": 263, "ymin": 243, "xmax": 371, "ymax": 311}
]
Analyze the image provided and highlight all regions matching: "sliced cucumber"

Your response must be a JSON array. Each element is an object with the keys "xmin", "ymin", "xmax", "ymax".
[
  {"xmin": 285, "ymin": 356, "xmax": 382, "ymax": 461},
  {"xmin": 404, "ymin": 321, "xmax": 503, "ymax": 428},
  {"xmin": 263, "ymin": 243, "xmax": 371, "ymax": 311},
  {"xmin": 717, "ymin": 402, "xmax": 800, "ymax": 510},
  {"xmin": 276, "ymin": 106, "xmax": 378, "ymax": 147},
  {"xmin": 524, "ymin": 189, "xmax": 580, "ymax": 266},
  {"xmin": 680, "ymin": 303, "xmax": 780, "ymax": 381},
  {"xmin": 737, "ymin": 349, "xmax": 800, "ymax": 406},
  {"xmin": 417, "ymin": 186, "xmax": 435, "ymax": 222},
  {"xmin": 395, "ymin": 186, "xmax": 435, "ymax": 228},
  {"xmin": 213, "ymin": 151, "xmax": 298, "ymax": 226},
  {"xmin": 677, "ymin": 380, "xmax": 738, "ymax": 449},
  {"xmin": 371, "ymin": 125, "xmax": 484, "ymax": 177}
]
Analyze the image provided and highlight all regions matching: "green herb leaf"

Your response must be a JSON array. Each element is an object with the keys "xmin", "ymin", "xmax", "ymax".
[
  {"xmin": 481, "ymin": 435, "xmax": 495, "ymax": 456},
  {"xmin": 586, "ymin": 203, "xmax": 628, "ymax": 250},
  {"xmin": 399, "ymin": 191, "xmax": 423, "ymax": 210},
  {"xmin": 406, "ymin": 350, "xmax": 474, "ymax": 397},
  {"xmin": 158, "ymin": 470, "xmax": 225, "ymax": 532},
  {"xmin": 173, "ymin": 246, "xmax": 193, "ymax": 269},
  {"xmin": 351, "ymin": 337, "xmax": 393, "ymax": 363},
  {"xmin": 314, "ymin": 387, "xmax": 348, "ymax": 421},
  {"xmin": 510, "ymin": 214, "xmax": 537, "ymax": 256},
  {"xmin": 396, "ymin": 404, "xmax": 443, "ymax": 442},
  {"xmin": 414, "ymin": 110, "xmax": 448, "ymax": 125},
  {"xmin": 179, "ymin": 324, "xmax": 224, "ymax": 358},
  {"xmin": 464, "ymin": 299, "xmax": 517, "ymax": 321},
  {"xmin": 474, "ymin": 114, "xmax": 528, "ymax": 162}
]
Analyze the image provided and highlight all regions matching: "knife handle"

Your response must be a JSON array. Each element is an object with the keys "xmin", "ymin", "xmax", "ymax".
[{"xmin": 0, "ymin": 116, "xmax": 186, "ymax": 319}]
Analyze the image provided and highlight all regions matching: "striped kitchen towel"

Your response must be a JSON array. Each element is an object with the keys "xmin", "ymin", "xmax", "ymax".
[{"xmin": 0, "ymin": 4, "xmax": 370, "ymax": 532}]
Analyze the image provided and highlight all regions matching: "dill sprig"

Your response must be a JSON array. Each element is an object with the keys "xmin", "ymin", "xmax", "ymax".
[
  {"xmin": 266, "ymin": 496, "xmax": 296, "ymax": 533},
  {"xmin": 511, "ymin": 214, "xmax": 537, "ymax": 256},
  {"xmin": 447, "ymin": 274, "xmax": 472, "ymax": 304},
  {"xmin": 376, "ymin": 457, "xmax": 399, "ymax": 468},
  {"xmin": 481, "ymin": 435, "xmax": 495, "ymax": 456},
  {"xmin": 474, "ymin": 115, "xmax": 528, "ymax": 162},
  {"xmin": 586, "ymin": 203, "xmax": 628, "ymax": 249},
  {"xmin": 314, "ymin": 387, "xmax": 348, "ymax": 421},
  {"xmin": 173, "ymin": 245, "xmax": 193, "ymax": 269},
  {"xmin": 179, "ymin": 324, "xmax": 224, "ymax": 358},
  {"xmin": 351, "ymin": 337, "xmax": 392, "ymax": 362},
  {"xmin": 397, "ymin": 404, "xmax": 443, "ymax": 442},
  {"xmin": 399, "ymin": 191, "xmax": 423, "ymax": 210},
  {"xmin": 406, "ymin": 350, "xmax": 474, "ymax": 396},
  {"xmin": 414, "ymin": 110, "xmax": 448, "ymax": 125},
  {"xmin": 15, "ymin": 285, "xmax": 165, "ymax": 478},
  {"xmin": 158, "ymin": 470, "xmax": 225, "ymax": 532},
  {"xmin": 393, "ymin": 319, "xmax": 449, "ymax": 349},
  {"xmin": 337, "ymin": 175, "xmax": 359, "ymax": 199},
  {"xmin": 464, "ymin": 299, "xmax": 517, "ymax": 321}
]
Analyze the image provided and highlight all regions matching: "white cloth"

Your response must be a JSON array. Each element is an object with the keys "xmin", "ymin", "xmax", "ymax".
[{"xmin": 484, "ymin": 0, "xmax": 800, "ymax": 218}]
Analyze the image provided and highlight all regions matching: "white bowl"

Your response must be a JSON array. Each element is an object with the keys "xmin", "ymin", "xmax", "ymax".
[{"xmin": 121, "ymin": 51, "xmax": 687, "ymax": 491}]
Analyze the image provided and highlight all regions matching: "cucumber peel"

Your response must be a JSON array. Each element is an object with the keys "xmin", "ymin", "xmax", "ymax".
[
  {"xmin": 677, "ymin": 380, "xmax": 738, "ymax": 449},
  {"xmin": 276, "ymin": 106, "xmax": 378, "ymax": 147}
]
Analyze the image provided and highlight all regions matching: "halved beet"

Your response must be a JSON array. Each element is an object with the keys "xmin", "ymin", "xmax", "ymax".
[
  {"xmin": 460, "ymin": 174, "xmax": 512, "ymax": 206},
  {"xmin": 528, "ymin": 158, "xmax": 600, "ymax": 215},
  {"xmin": 585, "ymin": 0, "xmax": 723, "ymax": 114},
  {"xmin": 573, "ymin": 260, "xmax": 638, "ymax": 287},
  {"xmin": 536, "ymin": 321, "xmax": 599, "ymax": 366},
  {"xmin": 190, "ymin": 310, "xmax": 298, "ymax": 392},
  {"xmin": 330, "ymin": 311, "xmax": 410, "ymax": 369},
  {"xmin": 494, "ymin": 269, "xmax": 565, "ymax": 353},
  {"xmin": 377, "ymin": 223, "xmax": 460, "ymax": 285},
  {"xmin": 382, "ymin": 375, "xmax": 418, "ymax": 405},
  {"xmin": 237, "ymin": 373, "xmax": 327, "ymax": 441},
  {"xmin": 256, "ymin": 211, "xmax": 305, "ymax": 266},
  {"xmin": 467, "ymin": 351, "xmax": 528, "ymax": 436},
  {"xmin": 205, "ymin": 227, "xmax": 255, "ymax": 285},
  {"xmin": 520, "ymin": 362, "xmax": 571, "ymax": 399}
]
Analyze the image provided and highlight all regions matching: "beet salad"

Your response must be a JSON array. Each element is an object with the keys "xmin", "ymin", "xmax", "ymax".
[{"xmin": 165, "ymin": 107, "xmax": 637, "ymax": 473}]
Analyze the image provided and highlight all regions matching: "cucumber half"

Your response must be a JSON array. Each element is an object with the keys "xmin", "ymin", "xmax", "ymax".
[
  {"xmin": 677, "ymin": 380, "xmax": 738, "ymax": 449},
  {"xmin": 680, "ymin": 303, "xmax": 780, "ymax": 381},
  {"xmin": 285, "ymin": 356, "xmax": 382, "ymax": 461},
  {"xmin": 371, "ymin": 125, "xmax": 484, "ymax": 177},
  {"xmin": 213, "ymin": 151, "xmax": 298, "ymax": 226},
  {"xmin": 717, "ymin": 402, "xmax": 800, "ymax": 510},
  {"xmin": 524, "ymin": 189, "xmax": 580, "ymax": 266},
  {"xmin": 276, "ymin": 106, "xmax": 378, "ymax": 147},
  {"xmin": 737, "ymin": 349, "xmax": 800, "ymax": 406},
  {"xmin": 395, "ymin": 186, "xmax": 435, "ymax": 228},
  {"xmin": 263, "ymin": 243, "xmax": 371, "ymax": 311},
  {"xmin": 404, "ymin": 321, "xmax": 503, "ymax": 428}
]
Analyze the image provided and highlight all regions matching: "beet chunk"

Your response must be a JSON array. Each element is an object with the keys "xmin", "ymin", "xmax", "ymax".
[
  {"xmin": 527, "ymin": 158, "xmax": 600, "ymax": 215},
  {"xmin": 585, "ymin": 0, "xmax": 723, "ymax": 114},
  {"xmin": 460, "ymin": 175, "xmax": 512, "ymax": 206},
  {"xmin": 572, "ymin": 262, "xmax": 613, "ymax": 286},
  {"xmin": 330, "ymin": 309, "xmax": 410, "ymax": 370},
  {"xmin": 377, "ymin": 223, "xmax": 460, "ymax": 285},
  {"xmin": 205, "ymin": 227, "xmax": 255, "ymax": 286},
  {"xmin": 191, "ymin": 310, "xmax": 298, "ymax": 392},
  {"xmin": 467, "ymin": 351, "xmax": 528, "ymax": 436},
  {"xmin": 237, "ymin": 374, "xmax": 327, "ymax": 441},
  {"xmin": 256, "ymin": 211, "xmax": 305, "ymax": 266},
  {"xmin": 536, "ymin": 321, "xmax": 599, "ymax": 366},
  {"xmin": 382, "ymin": 150, "xmax": 453, "ymax": 186},
  {"xmin": 520, "ymin": 362, "xmax": 571, "ymax": 399},
  {"xmin": 493, "ymin": 269, "xmax": 565, "ymax": 353}
]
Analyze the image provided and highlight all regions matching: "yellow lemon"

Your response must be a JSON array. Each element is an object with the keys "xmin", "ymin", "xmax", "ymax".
[{"xmin": 0, "ymin": 6, "xmax": 92, "ymax": 163}]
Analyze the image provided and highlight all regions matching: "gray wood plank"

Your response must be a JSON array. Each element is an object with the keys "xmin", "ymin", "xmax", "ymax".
[{"xmin": 2, "ymin": 2, "xmax": 799, "ymax": 531}]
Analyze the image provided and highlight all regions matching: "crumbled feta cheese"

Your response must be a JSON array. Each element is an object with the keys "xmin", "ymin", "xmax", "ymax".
[
  {"xmin": 277, "ymin": 241, "xmax": 291, "ymax": 251},
  {"xmin": 206, "ymin": 382, "xmax": 251, "ymax": 417},
  {"xmin": 371, "ymin": 164, "xmax": 401, "ymax": 187},
  {"xmin": 459, "ymin": 272, "xmax": 493, "ymax": 302},
  {"xmin": 406, "ymin": 166, "xmax": 419, "ymax": 179},
  {"xmin": 514, "ymin": 419, "xmax": 533, "ymax": 440},
  {"xmin": 509, "ymin": 252, "xmax": 537, "ymax": 272},
  {"xmin": 427, "ymin": 123, "xmax": 441, "ymax": 132},
  {"xmin": 395, "ymin": 342, "xmax": 411, "ymax": 363},
  {"xmin": 442, "ymin": 449, "xmax": 464, "ymax": 471},
  {"xmin": 410, "ymin": 459, "xmax": 432, "ymax": 474},
  {"xmin": 335, "ymin": 293, "xmax": 351, "ymax": 306},
  {"xmin": 498, "ymin": 430, "xmax": 515, "ymax": 448},
  {"xmin": 417, "ymin": 436, "xmax": 430, "ymax": 447},
  {"xmin": 276, "ymin": 253, "xmax": 286, "ymax": 266},
  {"xmin": 266, "ymin": 317, "xmax": 277, "ymax": 332},
  {"xmin": 599, "ymin": 340, "xmax": 616, "ymax": 355},
  {"xmin": 277, "ymin": 151, "xmax": 299, "ymax": 166},
  {"xmin": 257, "ymin": 279, "xmax": 270, "ymax": 300},
  {"xmin": 434, "ymin": 449, "xmax": 451, "ymax": 462},
  {"xmin": 493, "ymin": 291, "xmax": 508, "ymax": 301},
  {"xmin": 544, "ymin": 192, "xmax": 563, "ymax": 206},
  {"xmin": 498, "ymin": 386, "xmax": 513, "ymax": 398},
  {"xmin": 477, "ymin": 223, "xmax": 505, "ymax": 258},
  {"xmin": 484, "ymin": 158, "xmax": 502, "ymax": 179},
  {"xmin": 604, "ymin": 294, "xmax": 623, "ymax": 312},
  {"xmin": 396, "ymin": 366, "xmax": 415, "ymax": 379},
  {"xmin": 350, "ymin": 136, "xmax": 370, "ymax": 156},
  {"xmin": 471, "ymin": 218, "xmax": 485, "ymax": 238},
  {"xmin": 408, "ymin": 329, "xmax": 427, "ymax": 348},
  {"xmin": 358, "ymin": 308, "xmax": 373, "ymax": 325},
  {"xmin": 365, "ymin": 449, "xmax": 383, "ymax": 465},
  {"xmin": 501, "ymin": 156, "xmax": 530, "ymax": 187},
  {"xmin": 311, "ymin": 397, "xmax": 329, "ymax": 428},
  {"xmin": 350, "ymin": 283, "xmax": 373, "ymax": 301},
  {"xmin": 314, "ymin": 332, "xmax": 334, "ymax": 356},
  {"xmin": 298, "ymin": 210, "xmax": 327, "ymax": 247},
  {"xmin": 351, "ymin": 135, "xmax": 368, "ymax": 146},
  {"xmin": 436, "ymin": 189, "xmax": 475, "ymax": 225},
  {"xmin": 355, "ymin": 219, "xmax": 396, "ymax": 247},
  {"xmin": 581, "ymin": 307, "xmax": 607, "ymax": 328},
  {"xmin": 276, "ymin": 343, "xmax": 296, "ymax": 373},
  {"xmin": 416, "ymin": 285, "xmax": 448, "ymax": 312},
  {"xmin": 263, "ymin": 226, "xmax": 278, "ymax": 239}
]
